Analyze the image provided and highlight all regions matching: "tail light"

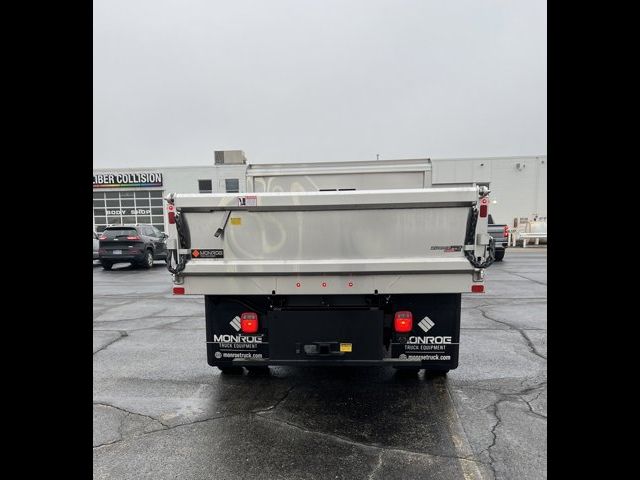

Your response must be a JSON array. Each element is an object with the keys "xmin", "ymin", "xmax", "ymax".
[
  {"xmin": 240, "ymin": 312, "xmax": 259, "ymax": 333},
  {"xmin": 99, "ymin": 235, "xmax": 107, "ymax": 240},
  {"xmin": 471, "ymin": 284, "xmax": 484, "ymax": 293},
  {"xmin": 394, "ymin": 311, "xmax": 413, "ymax": 333},
  {"xmin": 173, "ymin": 286, "xmax": 185, "ymax": 295},
  {"xmin": 168, "ymin": 204, "xmax": 176, "ymax": 224},
  {"xmin": 479, "ymin": 197, "xmax": 489, "ymax": 218},
  {"xmin": 503, "ymin": 225, "xmax": 509, "ymax": 238},
  {"xmin": 126, "ymin": 236, "xmax": 141, "ymax": 240}
]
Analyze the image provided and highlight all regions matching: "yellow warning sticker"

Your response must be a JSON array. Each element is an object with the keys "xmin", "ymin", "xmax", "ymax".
[
  {"xmin": 230, "ymin": 217, "xmax": 241, "ymax": 225},
  {"xmin": 340, "ymin": 343, "xmax": 352, "ymax": 352}
]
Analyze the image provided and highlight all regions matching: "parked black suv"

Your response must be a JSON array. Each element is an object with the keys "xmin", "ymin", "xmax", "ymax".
[{"xmin": 98, "ymin": 225, "xmax": 168, "ymax": 270}]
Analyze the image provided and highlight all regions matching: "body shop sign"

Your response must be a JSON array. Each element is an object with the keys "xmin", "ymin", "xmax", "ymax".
[{"xmin": 93, "ymin": 172, "xmax": 163, "ymax": 189}]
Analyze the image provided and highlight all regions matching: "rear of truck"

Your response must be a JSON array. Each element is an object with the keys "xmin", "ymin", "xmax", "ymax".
[
  {"xmin": 165, "ymin": 187, "xmax": 494, "ymax": 373},
  {"xmin": 488, "ymin": 215, "xmax": 509, "ymax": 262}
]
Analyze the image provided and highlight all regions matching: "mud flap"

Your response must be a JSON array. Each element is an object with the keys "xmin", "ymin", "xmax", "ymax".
[
  {"xmin": 389, "ymin": 294, "xmax": 460, "ymax": 370},
  {"xmin": 205, "ymin": 296, "xmax": 270, "ymax": 366}
]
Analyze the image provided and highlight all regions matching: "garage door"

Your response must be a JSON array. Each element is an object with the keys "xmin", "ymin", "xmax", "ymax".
[{"xmin": 93, "ymin": 190, "xmax": 165, "ymax": 232}]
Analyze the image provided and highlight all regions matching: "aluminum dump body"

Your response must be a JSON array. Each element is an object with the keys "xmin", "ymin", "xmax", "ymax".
[{"xmin": 166, "ymin": 187, "xmax": 490, "ymax": 296}]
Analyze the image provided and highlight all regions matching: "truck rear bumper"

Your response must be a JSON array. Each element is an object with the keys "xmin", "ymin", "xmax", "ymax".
[
  {"xmin": 205, "ymin": 294, "xmax": 461, "ymax": 371},
  {"xmin": 222, "ymin": 358, "xmax": 455, "ymax": 369}
]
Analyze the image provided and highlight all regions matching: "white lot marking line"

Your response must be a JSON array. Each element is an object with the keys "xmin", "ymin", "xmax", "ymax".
[{"xmin": 440, "ymin": 379, "xmax": 486, "ymax": 480}]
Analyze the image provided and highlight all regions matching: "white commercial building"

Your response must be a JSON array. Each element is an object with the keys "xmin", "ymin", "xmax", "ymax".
[
  {"xmin": 93, "ymin": 151, "xmax": 546, "ymax": 233},
  {"xmin": 93, "ymin": 151, "xmax": 248, "ymax": 233}
]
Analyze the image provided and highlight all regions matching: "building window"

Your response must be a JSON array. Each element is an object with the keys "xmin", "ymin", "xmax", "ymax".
[
  {"xmin": 198, "ymin": 179, "xmax": 213, "ymax": 193},
  {"xmin": 225, "ymin": 178, "xmax": 240, "ymax": 193},
  {"xmin": 93, "ymin": 189, "xmax": 165, "ymax": 232}
]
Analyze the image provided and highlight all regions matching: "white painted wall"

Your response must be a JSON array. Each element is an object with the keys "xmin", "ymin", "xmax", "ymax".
[{"xmin": 431, "ymin": 156, "xmax": 546, "ymax": 224}]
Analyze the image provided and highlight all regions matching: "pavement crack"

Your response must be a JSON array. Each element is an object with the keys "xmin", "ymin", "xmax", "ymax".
[
  {"xmin": 461, "ymin": 299, "xmax": 546, "ymax": 309},
  {"xmin": 253, "ymin": 384, "xmax": 297, "ymax": 414},
  {"xmin": 472, "ymin": 382, "xmax": 547, "ymax": 480},
  {"xmin": 93, "ymin": 331, "xmax": 128, "ymax": 355},
  {"xmin": 483, "ymin": 397, "xmax": 504, "ymax": 480},
  {"xmin": 456, "ymin": 382, "xmax": 547, "ymax": 401},
  {"xmin": 93, "ymin": 438, "xmax": 124, "ymax": 449},
  {"xmin": 94, "ymin": 314, "xmax": 201, "ymax": 323},
  {"xmin": 476, "ymin": 307, "xmax": 546, "ymax": 360},
  {"xmin": 94, "ymin": 403, "xmax": 249, "ymax": 434},
  {"xmin": 92, "ymin": 294, "xmax": 167, "ymax": 299},
  {"xmin": 519, "ymin": 329, "xmax": 547, "ymax": 361},
  {"xmin": 520, "ymin": 391, "xmax": 547, "ymax": 420},
  {"xmin": 254, "ymin": 414, "xmax": 486, "ymax": 466},
  {"xmin": 460, "ymin": 327, "xmax": 544, "ymax": 332},
  {"xmin": 367, "ymin": 450, "xmax": 384, "ymax": 480},
  {"xmin": 93, "ymin": 317, "xmax": 201, "ymax": 332},
  {"xmin": 160, "ymin": 412, "xmax": 245, "ymax": 433},
  {"xmin": 93, "ymin": 402, "xmax": 169, "ymax": 428},
  {"xmin": 507, "ymin": 272, "xmax": 547, "ymax": 286},
  {"xmin": 92, "ymin": 411, "xmax": 245, "ymax": 450}
]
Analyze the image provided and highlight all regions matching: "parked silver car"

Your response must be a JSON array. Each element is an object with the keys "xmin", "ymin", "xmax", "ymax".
[{"xmin": 93, "ymin": 231, "xmax": 100, "ymax": 260}]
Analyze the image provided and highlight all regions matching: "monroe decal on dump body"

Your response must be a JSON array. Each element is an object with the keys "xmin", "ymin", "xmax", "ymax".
[{"xmin": 191, "ymin": 249, "xmax": 224, "ymax": 259}]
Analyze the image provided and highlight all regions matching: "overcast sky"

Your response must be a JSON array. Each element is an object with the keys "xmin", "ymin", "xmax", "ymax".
[{"xmin": 93, "ymin": 0, "xmax": 546, "ymax": 168}]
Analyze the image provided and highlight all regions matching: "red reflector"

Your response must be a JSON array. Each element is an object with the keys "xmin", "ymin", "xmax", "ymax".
[
  {"xmin": 394, "ymin": 311, "xmax": 413, "ymax": 333},
  {"xmin": 479, "ymin": 205, "xmax": 488, "ymax": 217},
  {"xmin": 173, "ymin": 286, "xmax": 185, "ymax": 295},
  {"xmin": 127, "ymin": 236, "xmax": 141, "ymax": 240},
  {"xmin": 471, "ymin": 284, "xmax": 484, "ymax": 293},
  {"xmin": 168, "ymin": 211, "xmax": 176, "ymax": 224},
  {"xmin": 240, "ymin": 312, "xmax": 259, "ymax": 333}
]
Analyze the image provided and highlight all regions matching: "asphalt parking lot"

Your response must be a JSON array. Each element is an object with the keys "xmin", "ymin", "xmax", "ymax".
[{"xmin": 93, "ymin": 248, "xmax": 547, "ymax": 480}]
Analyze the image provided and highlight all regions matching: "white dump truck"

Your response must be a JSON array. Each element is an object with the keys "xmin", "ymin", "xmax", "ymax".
[{"xmin": 165, "ymin": 160, "xmax": 495, "ymax": 374}]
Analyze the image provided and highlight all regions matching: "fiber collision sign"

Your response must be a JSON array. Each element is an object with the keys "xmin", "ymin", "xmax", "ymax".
[{"xmin": 93, "ymin": 172, "xmax": 163, "ymax": 188}]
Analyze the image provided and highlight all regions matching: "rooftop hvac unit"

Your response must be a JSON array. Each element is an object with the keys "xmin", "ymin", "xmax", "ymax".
[{"xmin": 214, "ymin": 150, "xmax": 247, "ymax": 165}]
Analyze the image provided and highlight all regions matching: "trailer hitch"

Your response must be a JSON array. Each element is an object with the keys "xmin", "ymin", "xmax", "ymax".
[{"xmin": 296, "ymin": 342, "xmax": 345, "ymax": 356}]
